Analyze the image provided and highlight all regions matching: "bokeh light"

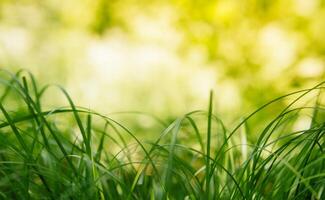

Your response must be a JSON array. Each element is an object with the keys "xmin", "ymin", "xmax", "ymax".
[{"xmin": 0, "ymin": 0, "xmax": 324, "ymax": 124}]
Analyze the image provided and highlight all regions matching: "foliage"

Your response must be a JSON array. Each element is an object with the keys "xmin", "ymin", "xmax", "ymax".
[{"xmin": 0, "ymin": 70, "xmax": 324, "ymax": 199}]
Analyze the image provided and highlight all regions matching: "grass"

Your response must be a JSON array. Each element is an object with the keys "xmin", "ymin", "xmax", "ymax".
[{"xmin": 0, "ymin": 69, "xmax": 324, "ymax": 199}]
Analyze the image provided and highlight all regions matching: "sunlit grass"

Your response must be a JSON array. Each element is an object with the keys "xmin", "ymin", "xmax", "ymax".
[{"xmin": 0, "ymin": 70, "xmax": 324, "ymax": 199}]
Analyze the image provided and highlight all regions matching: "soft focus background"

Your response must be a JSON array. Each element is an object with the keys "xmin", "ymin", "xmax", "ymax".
[{"xmin": 0, "ymin": 0, "xmax": 324, "ymax": 125}]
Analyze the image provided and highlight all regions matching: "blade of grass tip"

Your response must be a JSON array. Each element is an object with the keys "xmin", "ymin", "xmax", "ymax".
[
  {"xmin": 206, "ymin": 90, "xmax": 213, "ymax": 200},
  {"xmin": 86, "ymin": 113, "xmax": 92, "ymax": 157},
  {"xmin": 95, "ymin": 122, "xmax": 108, "ymax": 162},
  {"xmin": 25, "ymin": 72, "xmax": 50, "ymax": 149},
  {"xmin": 12, "ymin": 75, "xmax": 50, "ymax": 150},
  {"xmin": 163, "ymin": 118, "xmax": 183, "ymax": 198},
  {"xmin": 186, "ymin": 116, "xmax": 205, "ymax": 155},
  {"xmin": 24, "ymin": 71, "xmax": 42, "ymax": 108},
  {"xmin": 57, "ymin": 86, "xmax": 90, "ymax": 155},
  {"xmin": 310, "ymin": 89, "xmax": 322, "ymax": 128},
  {"xmin": 0, "ymin": 102, "xmax": 29, "ymax": 155},
  {"xmin": 241, "ymin": 121, "xmax": 248, "ymax": 167},
  {"xmin": 86, "ymin": 112, "xmax": 99, "ymax": 198},
  {"xmin": 0, "ymin": 78, "xmax": 15, "ymax": 102},
  {"xmin": 105, "ymin": 121, "xmax": 135, "ymax": 170},
  {"xmin": 22, "ymin": 76, "xmax": 38, "ymax": 152},
  {"xmin": 0, "ymin": 69, "xmax": 35, "ymax": 101},
  {"xmin": 0, "ymin": 69, "xmax": 26, "ymax": 102}
]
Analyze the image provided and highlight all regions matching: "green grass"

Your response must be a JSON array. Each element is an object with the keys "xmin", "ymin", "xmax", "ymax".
[{"xmin": 0, "ymin": 69, "xmax": 324, "ymax": 199}]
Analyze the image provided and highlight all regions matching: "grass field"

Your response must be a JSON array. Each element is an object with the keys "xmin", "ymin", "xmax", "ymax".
[{"xmin": 0, "ymin": 70, "xmax": 324, "ymax": 199}]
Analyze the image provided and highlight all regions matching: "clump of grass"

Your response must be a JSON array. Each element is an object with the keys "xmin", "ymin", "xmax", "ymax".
[{"xmin": 0, "ymin": 69, "xmax": 324, "ymax": 199}]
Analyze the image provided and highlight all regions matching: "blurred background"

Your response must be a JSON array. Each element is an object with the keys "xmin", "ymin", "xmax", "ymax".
[{"xmin": 0, "ymin": 0, "xmax": 324, "ymax": 125}]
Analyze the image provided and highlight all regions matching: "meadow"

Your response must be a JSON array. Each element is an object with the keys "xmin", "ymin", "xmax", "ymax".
[{"xmin": 0, "ymin": 70, "xmax": 323, "ymax": 199}]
